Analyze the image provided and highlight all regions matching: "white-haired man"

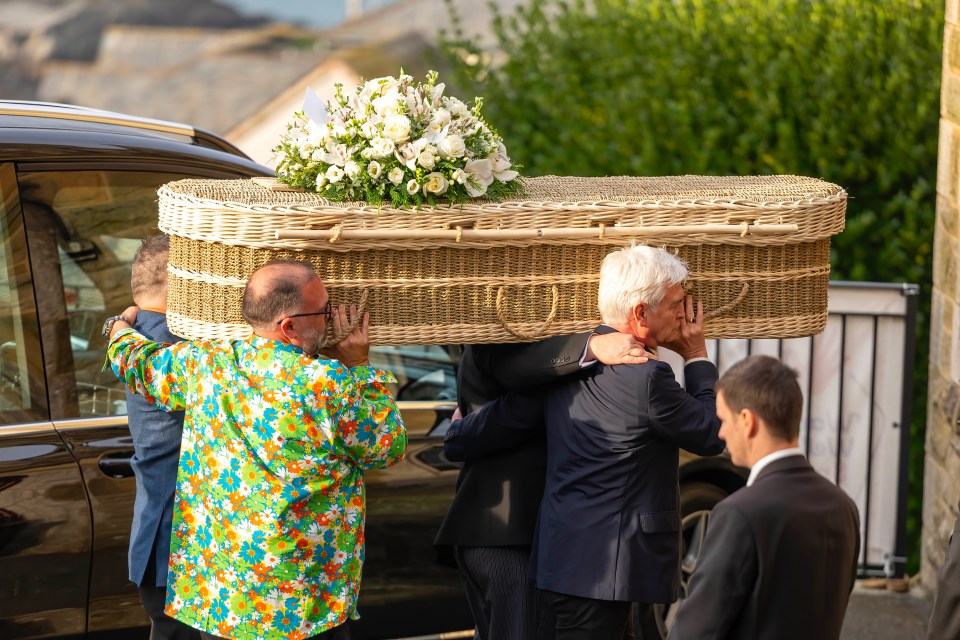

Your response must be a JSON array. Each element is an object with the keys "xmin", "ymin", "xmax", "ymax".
[{"xmin": 444, "ymin": 245, "xmax": 725, "ymax": 639}]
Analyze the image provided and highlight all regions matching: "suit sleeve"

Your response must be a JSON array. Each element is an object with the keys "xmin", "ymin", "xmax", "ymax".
[
  {"xmin": 443, "ymin": 390, "xmax": 546, "ymax": 462},
  {"xmin": 473, "ymin": 331, "xmax": 593, "ymax": 389},
  {"xmin": 647, "ymin": 360, "xmax": 724, "ymax": 456},
  {"xmin": 670, "ymin": 501, "xmax": 758, "ymax": 640}
]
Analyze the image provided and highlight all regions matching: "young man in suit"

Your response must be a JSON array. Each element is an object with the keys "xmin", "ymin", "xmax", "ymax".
[
  {"xmin": 444, "ymin": 245, "xmax": 725, "ymax": 639},
  {"xmin": 670, "ymin": 355, "xmax": 861, "ymax": 640},
  {"xmin": 926, "ymin": 498, "xmax": 960, "ymax": 640}
]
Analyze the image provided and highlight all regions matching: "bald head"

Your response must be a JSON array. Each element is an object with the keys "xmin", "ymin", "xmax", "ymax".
[{"xmin": 242, "ymin": 260, "xmax": 319, "ymax": 331}]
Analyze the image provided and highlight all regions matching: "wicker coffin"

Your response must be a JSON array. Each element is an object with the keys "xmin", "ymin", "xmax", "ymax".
[{"xmin": 158, "ymin": 175, "xmax": 846, "ymax": 345}]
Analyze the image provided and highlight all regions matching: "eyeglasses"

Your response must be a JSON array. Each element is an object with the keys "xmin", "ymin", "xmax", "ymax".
[{"xmin": 277, "ymin": 300, "xmax": 332, "ymax": 324}]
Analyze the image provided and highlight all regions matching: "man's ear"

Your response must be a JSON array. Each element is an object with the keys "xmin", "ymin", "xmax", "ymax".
[
  {"xmin": 741, "ymin": 408, "xmax": 759, "ymax": 439},
  {"xmin": 277, "ymin": 318, "xmax": 295, "ymax": 343},
  {"xmin": 633, "ymin": 303, "xmax": 648, "ymax": 326}
]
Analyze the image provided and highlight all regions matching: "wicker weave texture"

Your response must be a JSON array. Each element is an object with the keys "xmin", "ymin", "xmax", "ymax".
[
  {"xmin": 160, "ymin": 175, "xmax": 844, "ymax": 344},
  {"xmin": 166, "ymin": 236, "xmax": 831, "ymax": 343},
  {"xmin": 158, "ymin": 175, "xmax": 846, "ymax": 252}
]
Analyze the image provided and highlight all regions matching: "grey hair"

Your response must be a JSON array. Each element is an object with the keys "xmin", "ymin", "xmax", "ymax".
[{"xmin": 596, "ymin": 245, "xmax": 688, "ymax": 324}]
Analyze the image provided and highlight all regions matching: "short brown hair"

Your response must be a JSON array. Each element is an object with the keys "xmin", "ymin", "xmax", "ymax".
[
  {"xmin": 716, "ymin": 355, "xmax": 803, "ymax": 442},
  {"xmin": 131, "ymin": 235, "xmax": 170, "ymax": 303}
]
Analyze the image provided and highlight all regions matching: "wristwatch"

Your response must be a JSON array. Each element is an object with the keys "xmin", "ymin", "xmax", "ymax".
[{"xmin": 101, "ymin": 314, "xmax": 127, "ymax": 339}]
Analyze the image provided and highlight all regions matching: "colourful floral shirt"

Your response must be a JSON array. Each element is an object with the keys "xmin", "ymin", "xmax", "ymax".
[{"xmin": 108, "ymin": 330, "xmax": 406, "ymax": 640}]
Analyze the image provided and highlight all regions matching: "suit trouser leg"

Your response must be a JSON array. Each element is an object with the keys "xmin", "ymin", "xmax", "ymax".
[
  {"xmin": 455, "ymin": 545, "xmax": 555, "ymax": 640},
  {"xmin": 630, "ymin": 602, "xmax": 663, "ymax": 640},
  {"xmin": 543, "ymin": 590, "xmax": 631, "ymax": 640}
]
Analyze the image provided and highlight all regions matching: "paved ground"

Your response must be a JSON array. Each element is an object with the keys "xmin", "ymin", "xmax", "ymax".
[{"xmin": 841, "ymin": 581, "xmax": 933, "ymax": 640}]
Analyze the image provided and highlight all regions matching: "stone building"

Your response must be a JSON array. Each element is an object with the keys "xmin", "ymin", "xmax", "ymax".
[{"xmin": 924, "ymin": 0, "xmax": 960, "ymax": 592}]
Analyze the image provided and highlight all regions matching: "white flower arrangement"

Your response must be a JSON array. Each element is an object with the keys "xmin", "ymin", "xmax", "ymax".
[{"xmin": 273, "ymin": 70, "xmax": 522, "ymax": 207}]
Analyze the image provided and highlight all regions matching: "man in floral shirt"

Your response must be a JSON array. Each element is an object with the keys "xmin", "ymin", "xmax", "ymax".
[{"xmin": 107, "ymin": 260, "xmax": 406, "ymax": 640}]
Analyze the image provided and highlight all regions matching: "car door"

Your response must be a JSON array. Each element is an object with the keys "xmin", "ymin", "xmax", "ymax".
[
  {"xmin": 351, "ymin": 344, "xmax": 474, "ymax": 640},
  {"xmin": 0, "ymin": 163, "xmax": 92, "ymax": 640},
  {"xmin": 17, "ymin": 163, "xmax": 261, "ymax": 639}
]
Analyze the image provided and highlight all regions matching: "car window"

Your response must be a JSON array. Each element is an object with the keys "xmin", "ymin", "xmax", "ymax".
[
  {"xmin": 19, "ymin": 169, "xmax": 191, "ymax": 419},
  {"xmin": 0, "ymin": 164, "xmax": 47, "ymax": 423},
  {"xmin": 369, "ymin": 344, "xmax": 461, "ymax": 402}
]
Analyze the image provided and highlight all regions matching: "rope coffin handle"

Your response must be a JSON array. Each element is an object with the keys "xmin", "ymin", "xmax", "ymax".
[
  {"xmin": 326, "ymin": 289, "xmax": 370, "ymax": 346},
  {"xmin": 703, "ymin": 283, "xmax": 750, "ymax": 320},
  {"xmin": 495, "ymin": 285, "xmax": 559, "ymax": 340}
]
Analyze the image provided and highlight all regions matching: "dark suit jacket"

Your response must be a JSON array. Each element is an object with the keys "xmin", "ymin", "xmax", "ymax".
[
  {"xmin": 927, "ymin": 499, "xmax": 960, "ymax": 640},
  {"xmin": 445, "ymin": 335, "xmax": 724, "ymax": 604},
  {"xmin": 670, "ymin": 455, "xmax": 861, "ymax": 640},
  {"xmin": 434, "ymin": 333, "xmax": 591, "ymax": 547}
]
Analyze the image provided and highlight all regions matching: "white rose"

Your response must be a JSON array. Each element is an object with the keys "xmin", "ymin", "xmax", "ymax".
[
  {"xmin": 372, "ymin": 90, "xmax": 405, "ymax": 117},
  {"xmin": 371, "ymin": 137, "xmax": 396, "ymax": 158},
  {"xmin": 326, "ymin": 165, "xmax": 345, "ymax": 183},
  {"xmin": 417, "ymin": 151, "xmax": 437, "ymax": 170},
  {"xmin": 463, "ymin": 158, "xmax": 494, "ymax": 197},
  {"xmin": 438, "ymin": 134, "xmax": 466, "ymax": 159},
  {"xmin": 388, "ymin": 167, "xmax": 406, "ymax": 185},
  {"xmin": 406, "ymin": 179, "xmax": 420, "ymax": 195},
  {"xmin": 422, "ymin": 172, "xmax": 449, "ymax": 196},
  {"xmin": 382, "ymin": 114, "xmax": 412, "ymax": 143},
  {"xmin": 367, "ymin": 161, "xmax": 383, "ymax": 180},
  {"xmin": 446, "ymin": 97, "xmax": 469, "ymax": 117},
  {"xmin": 368, "ymin": 76, "xmax": 399, "ymax": 96},
  {"xmin": 344, "ymin": 160, "xmax": 362, "ymax": 178},
  {"xmin": 360, "ymin": 148, "xmax": 374, "ymax": 160}
]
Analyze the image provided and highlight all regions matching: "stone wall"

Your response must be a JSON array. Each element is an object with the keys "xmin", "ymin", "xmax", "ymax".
[{"xmin": 923, "ymin": 0, "xmax": 960, "ymax": 591}]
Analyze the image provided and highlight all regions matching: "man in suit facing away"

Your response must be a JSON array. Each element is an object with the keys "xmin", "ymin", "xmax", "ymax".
[
  {"xmin": 444, "ymin": 245, "xmax": 725, "ymax": 639},
  {"xmin": 670, "ymin": 355, "xmax": 861, "ymax": 640}
]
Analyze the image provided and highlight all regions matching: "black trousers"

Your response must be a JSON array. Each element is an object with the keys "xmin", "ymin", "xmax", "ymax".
[
  {"xmin": 455, "ymin": 545, "xmax": 555, "ymax": 640},
  {"xmin": 138, "ymin": 583, "xmax": 202, "ymax": 640},
  {"xmin": 137, "ymin": 553, "xmax": 202, "ymax": 640},
  {"xmin": 198, "ymin": 622, "xmax": 350, "ymax": 640},
  {"xmin": 544, "ymin": 591, "xmax": 662, "ymax": 640}
]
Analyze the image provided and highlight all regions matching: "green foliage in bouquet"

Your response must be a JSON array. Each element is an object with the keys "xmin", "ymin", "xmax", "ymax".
[
  {"xmin": 273, "ymin": 71, "xmax": 523, "ymax": 207},
  {"xmin": 441, "ymin": 0, "xmax": 942, "ymax": 574}
]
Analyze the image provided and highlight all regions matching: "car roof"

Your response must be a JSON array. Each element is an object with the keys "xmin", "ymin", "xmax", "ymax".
[{"xmin": 0, "ymin": 100, "xmax": 271, "ymax": 175}]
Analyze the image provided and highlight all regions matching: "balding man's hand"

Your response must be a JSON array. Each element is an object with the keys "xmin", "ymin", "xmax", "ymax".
[{"xmin": 322, "ymin": 303, "xmax": 371, "ymax": 368}]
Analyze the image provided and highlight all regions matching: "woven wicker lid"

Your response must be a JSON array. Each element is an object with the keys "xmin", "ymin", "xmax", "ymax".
[
  {"xmin": 158, "ymin": 174, "xmax": 846, "ymax": 252},
  {"xmin": 161, "ymin": 174, "xmax": 844, "ymax": 209}
]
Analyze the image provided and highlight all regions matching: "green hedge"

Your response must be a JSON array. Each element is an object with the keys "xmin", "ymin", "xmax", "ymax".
[{"xmin": 442, "ymin": 0, "xmax": 943, "ymax": 574}]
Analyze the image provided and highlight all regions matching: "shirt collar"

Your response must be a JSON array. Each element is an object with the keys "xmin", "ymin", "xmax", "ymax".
[{"xmin": 746, "ymin": 447, "xmax": 804, "ymax": 486}]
